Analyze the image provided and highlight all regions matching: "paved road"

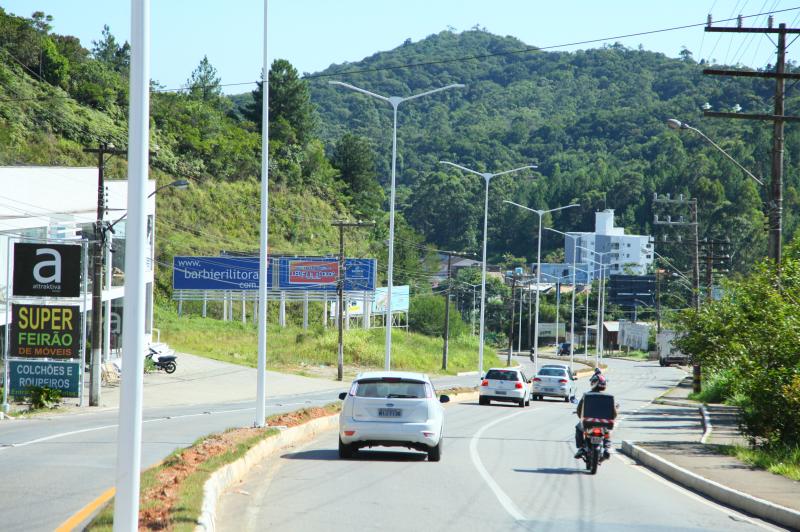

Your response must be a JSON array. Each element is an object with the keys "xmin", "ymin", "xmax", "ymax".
[
  {"xmin": 0, "ymin": 360, "xmax": 480, "ymax": 532},
  {"xmin": 217, "ymin": 359, "xmax": 782, "ymax": 532}
]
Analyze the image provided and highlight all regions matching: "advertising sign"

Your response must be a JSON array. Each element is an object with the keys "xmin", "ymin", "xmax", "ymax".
[
  {"xmin": 372, "ymin": 286, "xmax": 410, "ymax": 314},
  {"xmin": 8, "ymin": 360, "xmax": 81, "ymax": 398},
  {"xmin": 12, "ymin": 243, "xmax": 82, "ymax": 297},
  {"xmin": 9, "ymin": 304, "xmax": 81, "ymax": 358},
  {"xmin": 173, "ymin": 256, "xmax": 272, "ymax": 290},
  {"xmin": 537, "ymin": 323, "xmax": 566, "ymax": 337},
  {"xmin": 277, "ymin": 258, "xmax": 376, "ymax": 291}
]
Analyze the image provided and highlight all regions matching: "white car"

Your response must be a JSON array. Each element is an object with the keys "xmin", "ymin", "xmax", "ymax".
[
  {"xmin": 531, "ymin": 366, "xmax": 577, "ymax": 402},
  {"xmin": 478, "ymin": 367, "xmax": 532, "ymax": 407},
  {"xmin": 337, "ymin": 371, "xmax": 449, "ymax": 461}
]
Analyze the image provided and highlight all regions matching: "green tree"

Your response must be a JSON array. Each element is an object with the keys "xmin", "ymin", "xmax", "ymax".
[
  {"xmin": 331, "ymin": 133, "xmax": 385, "ymax": 220},
  {"xmin": 91, "ymin": 25, "xmax": 129, "ymax": 72},
  {"xmin": 186, "ymin": 55, "xmax": 222, "ymax": 101}
]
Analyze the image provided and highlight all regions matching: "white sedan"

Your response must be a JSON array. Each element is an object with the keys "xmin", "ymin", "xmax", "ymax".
[
  {"xmin": 531, "ymin": 366, "xmax": 578, "ymax": 402},
  {"xmin": 338, "ymin": 371, "xmax": 449, "ymax": 461}
]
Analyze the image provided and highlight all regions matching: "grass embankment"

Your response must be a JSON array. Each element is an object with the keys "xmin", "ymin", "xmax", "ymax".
[
  {"xmin": 155, "ymin": 305, "xmax": 497, "ymax": 375},
  {"xmin": 723, "ymin": 445, "xmax": 800, "ymax": 481},
  {"xmin": 87, "ymin": 404, "xmax": 341, "ymax": 531}
]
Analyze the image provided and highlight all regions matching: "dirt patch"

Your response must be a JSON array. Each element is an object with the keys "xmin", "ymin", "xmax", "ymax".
[{"xmin": 136, "ymin": 405, "xmax": 338, "ymax": 530}]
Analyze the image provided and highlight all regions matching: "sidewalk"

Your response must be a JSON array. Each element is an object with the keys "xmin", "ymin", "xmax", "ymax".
[{"xmin": 624, "ymin": 376, "xmax": 800, "ymax": 529}]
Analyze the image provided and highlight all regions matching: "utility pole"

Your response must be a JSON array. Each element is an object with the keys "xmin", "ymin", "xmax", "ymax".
[
  {"xmin": 441, "ymin": 253, "xmax": 453, "ymax": 370},
  {"xmin": 332, "ymin": 220, "xmax": 374, "ymax": 381},
  {"xmin": 655, "ymin": 266, "xmax": 662, "ymax": 334},
  {"xmin": 703, "ymin": 17, "xmax": 800, "ymax": 266},
  {"xmin": 84, "ymin": 141, "xmax": 125, "ymax": 406},
  {"xmin": 654, "ymin": 193, "xmax": 702, "ymax": 391},
  {"xmin": 700, "ymin": 238, "xmax": 731, "ymax": 301}
]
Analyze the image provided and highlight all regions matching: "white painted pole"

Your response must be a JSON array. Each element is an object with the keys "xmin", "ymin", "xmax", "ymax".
[
  {"xmin": 478, "ymin": 177, "xmax": 490, "ymax": 375},
  {"xmin": 569, "ymin": 236, "xmax": 577, "ymax": 373},
  {"xmin": 104, "ymin": 235, "xmax": 112, "ymax": 362},
  {"xmin": 384, "ymin": 102, "xmax": 398, "ymax": 369},
  {"xmin": 533, "ymin": 213, "xmax": 543, "ymax": 371},
  {"xmin": 255, "ymin": 0, "xmax": 270, "ymax": 428},
  {"xmin": 113, "ymin": 0, "xmax": 149, "ymax": 527}
]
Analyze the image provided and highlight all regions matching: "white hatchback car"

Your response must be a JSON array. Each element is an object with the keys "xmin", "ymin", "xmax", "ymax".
[
  {"xmin": 478, "ymin": 367, "xmax": 532, "ymax": 407},
  {"xmin": 338, "ymin": 371, "xmax": 449, "ymax": 461}
]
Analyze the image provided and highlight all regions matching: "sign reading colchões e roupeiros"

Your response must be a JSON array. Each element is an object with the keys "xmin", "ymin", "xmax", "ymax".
[{"xmin": 10, "ymin": 303, "xmax": 81, "ymax": 358}]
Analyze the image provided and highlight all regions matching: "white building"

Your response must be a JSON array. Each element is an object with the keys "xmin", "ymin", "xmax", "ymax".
[
  {"xmin": 565, "ymin": 209, "xmax": 654, "ymax": 278},
  {"xmin": 0, "ymin": 166, "xmax": 157, "ymax": 360}
]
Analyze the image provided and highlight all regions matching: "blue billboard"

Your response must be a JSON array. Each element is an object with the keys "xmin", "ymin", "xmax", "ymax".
[
  {"xmin": 173, "ymin": 256, "xmax": 272, "ymax": 291},
  {"xmin": 277, "ymin": 257, "xmax": 376, "ymax": 291}
]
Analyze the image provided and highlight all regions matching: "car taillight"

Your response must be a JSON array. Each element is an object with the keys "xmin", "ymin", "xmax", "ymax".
[
  {"xmin": 533, "ymin": 377, "xmax": 542, "ymax": 382},
  {"xmin": 559, "ymin": 379, "xmax": 568, "ymax": 384},
  {"xmin": 481, "ymin": 380, "xmax": 489, "ymax": 386},
  {"xmin": 344, "ymin": 430, "xmax": 356, "ymax": 436},
  {"xmin": 515, "ymin": 382, "xmax": 523, "ymax": 389}
]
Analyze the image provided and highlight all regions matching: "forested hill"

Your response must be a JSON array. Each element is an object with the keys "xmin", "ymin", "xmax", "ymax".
[{"xmin": 306, "ymin": 29, "xmax": 800, "ymax": 271}]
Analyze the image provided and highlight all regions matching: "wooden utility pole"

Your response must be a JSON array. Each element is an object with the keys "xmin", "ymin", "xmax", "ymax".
[
  {"xmin": 507, "ymin": 274, "xmax": 517, "ymax": 367},
  {"xmin": 704, "ymin": 18, "xmax": 800, "ymax": 266},
  {"xmin": 332, "ymin": 220, "xmax": 374, "ymax": 381}
]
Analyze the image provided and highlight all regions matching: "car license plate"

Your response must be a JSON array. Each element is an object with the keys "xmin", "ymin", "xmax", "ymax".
[
  {"xmin": 545, "ymin": 388, "xmax": 555, "ymax": 392},
  {"xmin": 590, "ymin": 436, "xmax": 602, "ymax": 444},
  {"xmin": 378, "ymin": 408, "xmax": 401, "ymax": 417},
  {"xmin": 495, "ymin": 390, "xmax": 506, "ymax": 395}
]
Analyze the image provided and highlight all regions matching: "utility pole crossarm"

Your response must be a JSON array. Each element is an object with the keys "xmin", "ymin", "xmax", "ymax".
[{"xmin": 703, "ymin": 68, "xmax": 800, "ymax": 80}]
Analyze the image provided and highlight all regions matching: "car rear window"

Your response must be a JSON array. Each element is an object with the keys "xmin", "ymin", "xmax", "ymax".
[
  {"xmin": 355, "ymin": 379, "xmax": 428, "ymax": 398},
  {"xmin": 485, "ymin": 370, "xmax": 520, "ymax": 381},
  {"xmin": 538, "ymin": 368, "xmax": 568, "ymax": 377}
]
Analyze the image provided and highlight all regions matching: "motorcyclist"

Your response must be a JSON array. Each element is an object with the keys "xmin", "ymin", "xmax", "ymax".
[{"xmin": 574, "ymin": 374, "xmax": 617, "ymax": 460}]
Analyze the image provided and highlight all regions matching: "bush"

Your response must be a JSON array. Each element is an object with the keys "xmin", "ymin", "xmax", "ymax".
[
  {"xmin": 408, "ymin": 295, "xmax": 467, "ymax": 338},
  {"xmin": 28, "ymin": 387, "xmax": 61, "ymax": 409},
  {"xmin": 689, "ymin": 369, "xmax": 736, "ymax": 404}
]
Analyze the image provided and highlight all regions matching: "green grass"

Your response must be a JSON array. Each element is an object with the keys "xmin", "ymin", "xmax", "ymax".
[
  {"xmin": 722, "ymin": 444, "xmax": 800, "ymax": 481},
  {"xmin": 155, "ymin": 305, "xmax": 498, "ymax": 375}
]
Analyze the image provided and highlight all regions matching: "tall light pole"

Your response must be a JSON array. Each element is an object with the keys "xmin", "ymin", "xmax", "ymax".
[
  {"xmin": 114, "ymin": 0, "xmax": 150, "ymax": 527},
  {"xmin": 330, "ymin": 82, "xmax": 464, "ymax": 370},
  {"xmin": 503, "ymin": 201, "xmax": 579, "ymax": 371},
  {"xmin": 544, "ymin": 227, "xmax": 581, "ymax": 373},
  {"xmin": 439, "ymin": 162, "xmax": 537, "ymax": 375}
]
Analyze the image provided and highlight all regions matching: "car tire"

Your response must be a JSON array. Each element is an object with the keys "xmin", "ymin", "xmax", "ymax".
[
  {"xmin": 525, "ymin": 394, "xmax": 531, "ymax": 407},
  {"xmin": 518, "ymin": 397, "xmax": 525, "ymax": 408},
  {"xmin": 338, "ymin": 437, "xmax": 354, "ymax": 459},
  {"xmin": 428, "ymin": 439, "xmax": 442, "ymax": 462},
  {"xmin": 564, "ymin": 395, "xmax": 570, "ymax": 403},
  {"xmin": 479, "ymin": 396, "xmax": 489, "ymax": 406}
]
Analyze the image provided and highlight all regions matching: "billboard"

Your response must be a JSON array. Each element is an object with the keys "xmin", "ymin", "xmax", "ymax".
[
  {"xmin": 173, "ymin": 256, "xmax": 272, "ymax": 290},
  {"xmin": 13, "ymin": 243, "xmax": 82, "ymax": 298},
  {"xmin": 372, "ymin": 286, "xmax": 410, "ymax": 314},
  {"xmin": 537, "ymin": 323, "xmax": 566, "ymax": 337},
  {"xmin": 8, "ymin": 360, "xmax": 81, "ymax": 398},
  {"xmin": 9, "ymin": 304, "xmax": 81, "ymax": 358},
  {"xmin": 277, "ymin": 257, "xmax": 376, "ymax": 291}
]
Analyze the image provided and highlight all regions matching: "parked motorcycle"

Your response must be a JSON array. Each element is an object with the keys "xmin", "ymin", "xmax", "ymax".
[{"xmin": 146, "ymin": 347, "xmax": 177, "ymax": 374}]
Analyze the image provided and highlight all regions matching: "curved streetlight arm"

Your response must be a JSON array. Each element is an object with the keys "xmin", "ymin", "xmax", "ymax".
[
  {"xmin": 439, "ymin": 160, "xmax": 487, "ymax": 178},
  {"xmin": 667, "ymin": 119, "xmax": 763, "ymax": 186},
  {"xmin": 328, "ymin": 81, "xmax": 390, "ymax": 103},
  {"xmin": 107, "ymin": 179, "xmax": 189, "ymax": 233},
  {"xmin": 492, "ymin": 164, "xmax": 538, "ymax": 177},
  {"xmin": 402, "ymin": 84, "xmax": 465, "ymax": 102}
]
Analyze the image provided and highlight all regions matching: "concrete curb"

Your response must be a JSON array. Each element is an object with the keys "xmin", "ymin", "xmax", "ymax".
[
  {"xmin": 621, "ymin": 440, "xmax": 800, "ymax": 530},
  {"xmin": 195, "ymin": 415, "xmax": 339, "ymax": 532}
]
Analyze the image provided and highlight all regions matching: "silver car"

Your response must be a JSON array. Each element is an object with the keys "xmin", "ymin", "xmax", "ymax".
[{"xmin": 531, "ymin": 366, "xmax": 577, "ymax": 402}]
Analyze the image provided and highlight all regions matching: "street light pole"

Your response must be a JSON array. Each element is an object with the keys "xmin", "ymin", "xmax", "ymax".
[
  {"xmin": 439, "ymin": 162, "xmax": 536, "ymax": 375},
  {"xmin": 503, "ymin": 201, "xmax": 579, "ymax": 371},
  {"xmin": 330, "ymin": 82, "xmax": 464, "ymax": 370}
]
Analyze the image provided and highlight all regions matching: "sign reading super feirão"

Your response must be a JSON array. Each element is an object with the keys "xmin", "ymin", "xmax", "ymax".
[{"xmin": 10, "ymin": 304, "xmax": 81, "ymax": 358}]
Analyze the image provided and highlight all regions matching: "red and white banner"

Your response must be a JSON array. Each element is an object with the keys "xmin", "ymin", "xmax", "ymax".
[{"xmin": 287, "ymin": 260, "xmax": 338, "ymax": 285}]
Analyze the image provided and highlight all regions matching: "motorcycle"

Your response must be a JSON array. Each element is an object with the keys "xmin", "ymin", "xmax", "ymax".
[
  {"xmin": 146, "ymin": 347, "xmax": 177, "ymax": 374},
  {"xmin": 580, "ymin": 424, "xmax": 610, "ymax": 474}
]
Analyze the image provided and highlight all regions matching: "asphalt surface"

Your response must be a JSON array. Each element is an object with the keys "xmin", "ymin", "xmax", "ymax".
[
  {"xmin": 0, "ymin": 369, "xmax": 479, "ymax": 532},
  {"xmin": 217, "ymin": 359, "xmax": 782, "ymax": 532}
]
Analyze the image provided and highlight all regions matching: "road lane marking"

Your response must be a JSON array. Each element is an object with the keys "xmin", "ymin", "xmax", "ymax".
[
  {"xmin": 54, "ymin": 486, "xmax": 115, "ymax": 532},
  {"xmin": 469, "ymin": 409, "xmax": 529, "ymax": 522},
  {"xmin": 618, "ymin": 454, "xmax": 780, "ymax": 531}
]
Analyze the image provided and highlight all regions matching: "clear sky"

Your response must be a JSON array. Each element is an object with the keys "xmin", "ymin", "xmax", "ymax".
[{"xmin": 3, "ymin": 1, "xmax": 800, "ymax": 94}]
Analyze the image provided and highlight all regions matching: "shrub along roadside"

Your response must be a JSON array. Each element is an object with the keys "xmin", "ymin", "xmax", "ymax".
[
  {"xmin": 722, "ymin": 444, "xmax": 800, "ymax": 482},
  {"xmin": 86, "ymin": 404, "xmax": 341, "ymax": 531}
]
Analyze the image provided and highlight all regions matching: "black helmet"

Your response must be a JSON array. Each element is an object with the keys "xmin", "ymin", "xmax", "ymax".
[{"xmin": 594, "ymin": 367, "xmax": 602, "ymax": 375}]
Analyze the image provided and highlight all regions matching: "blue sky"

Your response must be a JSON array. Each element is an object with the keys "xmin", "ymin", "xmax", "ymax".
[{"xmin": 3, "ymin": 1, "xmax": 800, "ymax": 94}]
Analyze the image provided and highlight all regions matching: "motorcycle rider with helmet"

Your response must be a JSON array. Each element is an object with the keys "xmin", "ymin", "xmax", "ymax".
[{"xmin": 574, "ymin": 374, "xmax": 617, "ymax": 460}]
